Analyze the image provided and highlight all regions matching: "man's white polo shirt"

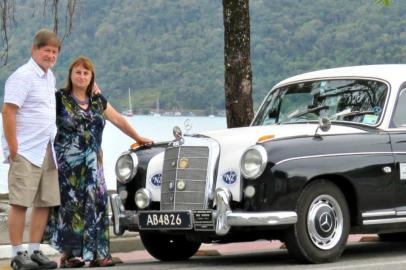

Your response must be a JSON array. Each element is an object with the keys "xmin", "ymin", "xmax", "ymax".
[{"xmin": 1, "ymin": 58, "xmax": 57, "ymax": 167}]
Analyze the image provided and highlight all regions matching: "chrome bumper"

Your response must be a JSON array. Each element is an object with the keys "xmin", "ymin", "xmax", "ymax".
[
  {"xmin": 110, "ymin": 193, "xmax": 139, "ymax": 235},
  {"xmin": 110, "ymin": 189, "xmax": 297, "ymax": 236},
  {"xmin": 214, "ymin": 188, "xmax": 297, "ymax": 235}
]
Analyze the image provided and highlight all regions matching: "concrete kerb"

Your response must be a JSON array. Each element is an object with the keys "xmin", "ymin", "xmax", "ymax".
[
  {"xmin": 0, "ymin": 227, "xmax": 144, "ymax": 260},
  {"xmin": 0, "ymin": 193, "xmax": 145, "ymax": 259}
]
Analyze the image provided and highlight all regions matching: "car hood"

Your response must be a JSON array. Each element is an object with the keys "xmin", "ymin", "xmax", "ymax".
[
  {"xmin": 199, "ymin": 123, "xmax": 366, "ymax": 145},
  {"xmin": 197, "ymin": 123, "xmax": 366, "ymax": 201}
]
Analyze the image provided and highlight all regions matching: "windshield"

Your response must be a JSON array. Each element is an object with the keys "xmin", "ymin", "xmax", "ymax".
[{"xmin": 252, "ymin": 79, "xmax": 388, "ymax": 126}]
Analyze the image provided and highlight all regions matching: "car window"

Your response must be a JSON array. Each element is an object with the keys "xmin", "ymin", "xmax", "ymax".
[
  {"xmin": 279, "ymin": 93, "xmax": 314, "ymax": 122},
  {"xmin": 252, "ymin": 79, "xmax": 388, "ymax": 126},
  {"xmin": 391, "ymin": 89, "xmax": 406, "ymax": 128},
  {"xmin": 255, "ymin": 90, "xmax": 280, "ymax": 125}
]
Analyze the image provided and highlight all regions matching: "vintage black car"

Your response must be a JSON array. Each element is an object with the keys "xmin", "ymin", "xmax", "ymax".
[{"xmin": 110, "ymin": 65, "xmax": 406, "ymax": 263}]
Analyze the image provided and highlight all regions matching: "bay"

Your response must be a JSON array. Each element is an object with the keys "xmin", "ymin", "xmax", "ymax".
[{"xmin": 0, "ymin": 115, "xmax": 226, "ymax": 194}]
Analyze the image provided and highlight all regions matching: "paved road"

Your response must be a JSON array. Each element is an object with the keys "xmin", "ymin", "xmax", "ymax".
[
  {"xmin": 1, "ymin": 236, "xmax": 406, "ymax": 270},
  {"xmin": 111, "ymin": 241, "xmax": 406, "ymax": 270}
]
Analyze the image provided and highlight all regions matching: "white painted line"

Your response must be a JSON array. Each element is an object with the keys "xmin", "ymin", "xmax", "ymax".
[{"xmin": 318, "ymin": 259, "xmax": 406, "ymax": 269}]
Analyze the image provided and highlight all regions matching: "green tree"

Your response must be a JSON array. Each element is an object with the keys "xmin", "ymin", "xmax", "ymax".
[
  {"xmin": 376, "ymin": 0, "xmax": 391, "ymax": 6},
  {"xmin": 0, "ymin": 0, "xmax": 396, "ymax": 120},
  {"xmin": 0, "ymin": 0, "xmax": 77, "ymax": 63},
  {"xmin": 221, "ymin": 0, "xmax": 391, "ymax": 127}
]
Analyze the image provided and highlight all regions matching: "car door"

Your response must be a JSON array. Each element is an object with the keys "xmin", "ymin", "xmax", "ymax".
[{"xmin": 390, "ymin": 88, "xmax": 406, "ymax": 208}]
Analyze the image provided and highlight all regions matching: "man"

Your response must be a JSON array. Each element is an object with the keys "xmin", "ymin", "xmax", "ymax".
[{"xmin": 1, "ymin": 29, "xmax": 60, "ymax": 270}]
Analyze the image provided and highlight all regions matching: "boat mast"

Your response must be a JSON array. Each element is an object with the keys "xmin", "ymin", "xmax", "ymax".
[
  {"xmin": 128, "ymin": 88, "xmax": 132, "ymax": 112},
  {"xmin": 156, "ymin": 95, "xmax": 160, "ymax": 114}
]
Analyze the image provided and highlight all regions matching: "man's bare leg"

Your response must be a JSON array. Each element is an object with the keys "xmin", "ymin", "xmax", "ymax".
[
  {"xmin": 9, "ymin": 205, "xmax": 43, "ymax": 270},
  {"xmin": 29, "ymin": 207, "xmax": 49, "ymax": 243},
  {"xmin": 8, "ymin": 204, "xmax": 27, "ymax": 246},
  {"xmin": 27, "ymin": 207, "xmax": 57, "ymax": 269}
]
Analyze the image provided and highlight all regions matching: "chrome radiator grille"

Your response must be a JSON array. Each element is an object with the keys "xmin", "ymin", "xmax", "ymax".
[{"xmin": 160, "ymin": 146, "xmax": 209, "ymax": 211}]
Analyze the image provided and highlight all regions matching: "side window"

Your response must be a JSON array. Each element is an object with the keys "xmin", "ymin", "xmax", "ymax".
[{"xmin": 392, "ymin": 89, "xmax": 406, "ymax": 128}]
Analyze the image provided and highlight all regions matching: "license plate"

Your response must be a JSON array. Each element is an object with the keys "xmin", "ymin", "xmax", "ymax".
[{"xmin": 138, "ymin": 211, "xmax": 192, "ymax": 230}]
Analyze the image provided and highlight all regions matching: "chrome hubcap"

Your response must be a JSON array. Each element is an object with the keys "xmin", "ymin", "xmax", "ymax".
[{"xmin": 307, "ymin": 194, "xmax": 343, "ymax": 250}]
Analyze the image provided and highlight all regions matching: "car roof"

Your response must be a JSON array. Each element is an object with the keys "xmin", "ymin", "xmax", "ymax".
[{"xmin": 273, "ymin": 64, "xmax": 406, "ymax": 89}]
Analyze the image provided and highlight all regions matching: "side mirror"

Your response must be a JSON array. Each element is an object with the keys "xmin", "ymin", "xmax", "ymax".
[
  {"xmin": 319, "ymin": 117, "xmax": 331, "ymax": 132},
  {"xmin": 314, "ymin": 117, "xmax": 331, "ymax": 139}
]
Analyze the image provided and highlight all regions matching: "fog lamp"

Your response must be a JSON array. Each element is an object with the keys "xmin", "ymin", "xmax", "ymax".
[
  {"xmin": 244, "ymin": 185, "xmax": 256, "ymax": 198},
  {"xmin": 135, "ymin": 188, "xmax": 152, "ymax": 209}
]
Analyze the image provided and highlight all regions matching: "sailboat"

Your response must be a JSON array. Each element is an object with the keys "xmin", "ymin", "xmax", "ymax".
[
  {"xmin": 208, "ymin": 105, "xmax": 215, "ymax": 117},
  {"xmin": 153, "ymin": 95, "xmax": 161, "ymax": 116},
  {"xmin": 122, "ymin": 88, "xmax": 134, "ymax": 117}
]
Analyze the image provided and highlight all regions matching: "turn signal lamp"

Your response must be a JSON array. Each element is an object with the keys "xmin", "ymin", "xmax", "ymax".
[
  {"xmin": 257, "ymin": 134, "xmax": 275, "ymax": 143},
  {"xmin": 131, "ymin": 143, "xmax": 140, "ymax": 150}
]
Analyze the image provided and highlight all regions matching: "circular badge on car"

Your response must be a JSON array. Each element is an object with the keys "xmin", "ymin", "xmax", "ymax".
[
  {"xmin": 222, "ymin": 170, "xmax": 237, "ymax": 185},
  {"xmin": 150, "ymin": 173, "xmax": 162, "ymax": 187},
  {"xmin": 372, "ymin": 106, "xmax": 382, "ymax": 114}
]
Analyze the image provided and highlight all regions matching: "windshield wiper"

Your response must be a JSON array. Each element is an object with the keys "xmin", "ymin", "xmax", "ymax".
[
  {"xmin": 333, "ymin": 110, "xmax": 376, "ymax": 118},
  {"xmin": 289, "ymin": 105, "xmax": 330, "ymax": 119}
]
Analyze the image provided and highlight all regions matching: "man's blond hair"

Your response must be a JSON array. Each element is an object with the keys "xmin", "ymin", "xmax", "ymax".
[{"xmin": 32, "ymin": 29, "xmax": 61, "ymax": 51}]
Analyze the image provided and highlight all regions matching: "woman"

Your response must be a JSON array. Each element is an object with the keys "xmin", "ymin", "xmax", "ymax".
[{"xmin": 46, "ymin": 56, "xmax": 153, "ymax": 267}]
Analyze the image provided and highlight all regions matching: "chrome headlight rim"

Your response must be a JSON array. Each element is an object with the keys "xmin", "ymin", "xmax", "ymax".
[
  {"xmin": 115, "ymin": 152, "xmax": 138, "ymax": 184},
  {"xmin": 135, "ymin": 188, "xmax": 152, "ymax": 209},
  {"xmin": 240, "ymin": 145, "xmax": 268, "ymax": 180}
]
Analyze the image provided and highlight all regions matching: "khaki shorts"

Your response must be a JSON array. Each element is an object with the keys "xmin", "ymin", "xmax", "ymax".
[{"xmin": 8, "ymin": 143, "xmax": 60, "ymax": 207}]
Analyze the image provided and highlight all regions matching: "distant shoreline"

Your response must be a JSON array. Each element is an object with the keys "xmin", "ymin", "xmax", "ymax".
[{"xmin": 0, "ymin": 115, "xmax": 227, "ymax": 194}]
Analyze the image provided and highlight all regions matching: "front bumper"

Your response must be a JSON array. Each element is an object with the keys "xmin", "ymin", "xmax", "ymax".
[{"xmin": 110, "ymin": 188, "xmax": 297, "ymax": 236}]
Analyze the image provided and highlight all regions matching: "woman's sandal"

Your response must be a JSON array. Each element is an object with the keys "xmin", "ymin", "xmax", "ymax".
[
  {"xmin": 60, "ymin": 256, "xmax": 85, "ymax": 268},
  {"xmin": 89, "ymin": 258, "xmax": 115, "ymax": 267}
]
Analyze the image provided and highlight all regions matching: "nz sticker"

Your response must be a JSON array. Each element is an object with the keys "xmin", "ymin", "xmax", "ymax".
[
  {"xmin": 400, "ymin": 163, "xmax": 406, "ymax": 180},
  {"xmin": 222, "ymin": 170, "xmax": 237, "ymax": 185},
  {"xmin": 150, "ymin": 173, "xmax": 162, "ymax": 187}
]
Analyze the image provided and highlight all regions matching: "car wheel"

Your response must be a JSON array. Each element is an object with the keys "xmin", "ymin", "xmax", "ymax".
[
  {"xmin": 139, "ymin": 231, "xmax": 201, "ymax": 261},
  {"xmin": 285, "ymin": 180, "xmax": 350, "ymax": 263}
]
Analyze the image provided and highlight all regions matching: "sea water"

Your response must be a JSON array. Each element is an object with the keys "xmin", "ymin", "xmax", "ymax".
[{"xmin": 0, "ymin": 115, "xmax": 226, "ymax": 193}]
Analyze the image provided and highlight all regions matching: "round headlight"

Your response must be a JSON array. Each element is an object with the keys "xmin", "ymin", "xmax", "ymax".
[
  {"xmin": 135, "ymin": 188, "xmax": 152, "ymax": 209},
  {"xmin": 240, "ymin": 145, "xmax": 267, "ymax": 180},
  {"xmin": 115, "ymin": 152, "xmax": 138, "ymax": 184}
]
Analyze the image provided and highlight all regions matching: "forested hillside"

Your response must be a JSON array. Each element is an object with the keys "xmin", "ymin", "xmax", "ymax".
[{"xmin": 1, "ymin": 0, "xmax": 405, "ymax": 113}]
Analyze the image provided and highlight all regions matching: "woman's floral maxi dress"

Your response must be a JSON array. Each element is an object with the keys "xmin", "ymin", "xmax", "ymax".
[{"xmin": 47, "ymin": 89, "xmax": 111, "ymax": 261}]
